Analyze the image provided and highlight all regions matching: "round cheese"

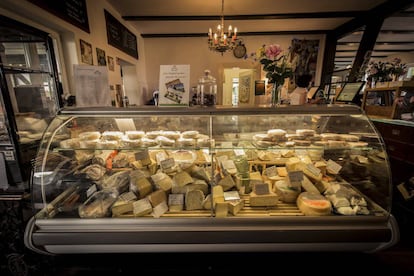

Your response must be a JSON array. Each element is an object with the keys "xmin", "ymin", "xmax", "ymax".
[{"xmin": 297, "ymin": 192, "xmax": 332, "ymax": 216}]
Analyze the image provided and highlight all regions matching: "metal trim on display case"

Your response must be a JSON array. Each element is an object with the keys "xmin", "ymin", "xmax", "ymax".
[
  {"xmin": 59, "ymin": 104, "xmax": 363, "ymax": 117},
  {"xmin": 24, "ymin": 215, "xmax": 398, "ymax": 255}
]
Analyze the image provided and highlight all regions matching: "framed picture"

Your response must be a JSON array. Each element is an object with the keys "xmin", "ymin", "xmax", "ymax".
[
  {"xmin": 107, "ymin": 56, "xmax": 114, "ymax": 71},
  {"xmin": 96, "ymin": 47, "xmax": 107, "ymax": 66},
  {"xmin": 80, "ymin": 39, "xmax": 93, "ymax": 65}
]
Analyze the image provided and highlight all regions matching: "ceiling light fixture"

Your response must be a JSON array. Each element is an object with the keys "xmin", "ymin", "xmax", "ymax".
[{"xmin": 208, "ymin": 0, "xmax": 239, "ymax": 55}]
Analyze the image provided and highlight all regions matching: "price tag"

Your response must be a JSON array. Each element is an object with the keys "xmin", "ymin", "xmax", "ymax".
[
  {"xmin": 287, "ymin": 171, "xmax": 303, "ymax": 189},
  {"xmin": 168, "ymin": 193, "xmax": 184, "ymax": 205},
  {"xmin": 234, "ymin": 149, "xmax": 245, "ymax": 156},
  {"xmin": 288, "ymin": 170, "xmax": 304, "ymax": 182},
  {"xmin": 306, "ymin": 163, "xmax": 321, "ymax": 176},
  {"xmin": 327, "ymin": 159, "xmax": 342, "ymax": 174},
  {"xmin": 254, "ymin": 183, "xmax": 270, "ymax": 195},
  {"xmin": 224, "ymin": 191, "xmax": 240, "ymax": 201},
  {"xmin": 160, "ymin": 158, "xmax": 175, "ymax": 170},
  {"xmin": 135, "ymin": 149, "xmax": 149, "ymax": 160}
]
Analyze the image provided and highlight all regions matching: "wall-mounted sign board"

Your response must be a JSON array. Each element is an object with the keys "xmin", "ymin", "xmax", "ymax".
[
  {"xmin": 29, "ymin": 0, "xmax": 90, "ymax": 33},
  {"xmin": 104, "ymin": 9, "xmax": 138, "ymax": 59}
]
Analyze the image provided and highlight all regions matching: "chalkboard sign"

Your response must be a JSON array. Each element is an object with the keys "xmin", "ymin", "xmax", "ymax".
[
  {"xmin": 29, "ymin": 0, "xmax": 90, "ymax": 33},
  {"xmin": 104, "ymin": 10, "xmax": 138, "ymax": 59}
]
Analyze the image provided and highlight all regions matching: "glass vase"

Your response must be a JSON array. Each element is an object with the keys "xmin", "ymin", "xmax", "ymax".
[{"xmin": 271, "ymin": 83, "xmax": 282, "ymax": 107}]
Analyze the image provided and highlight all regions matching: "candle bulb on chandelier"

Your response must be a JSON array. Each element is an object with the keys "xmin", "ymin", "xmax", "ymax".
[{"xmin": 207, "ymin": 0, "xmax": 241, "ymax": 54}]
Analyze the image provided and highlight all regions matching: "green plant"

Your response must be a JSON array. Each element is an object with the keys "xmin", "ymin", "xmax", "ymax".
[
  {"xmin": 248, "ymin": 44, "xmax": 294, "ymax": 87},
  {"xmin": 366, "ymin": 58, "xmax": 407, "ymax": 82}
]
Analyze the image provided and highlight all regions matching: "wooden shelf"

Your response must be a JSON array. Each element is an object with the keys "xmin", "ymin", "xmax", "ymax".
[{"xmin": 361, "ymin": 85, "xmax": 414, "ymax": 119}]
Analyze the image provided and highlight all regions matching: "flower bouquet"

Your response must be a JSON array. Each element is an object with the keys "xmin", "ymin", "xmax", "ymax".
[{"xmin": 249, "ymin": 44, "xmax": 294, "ymax": 105}]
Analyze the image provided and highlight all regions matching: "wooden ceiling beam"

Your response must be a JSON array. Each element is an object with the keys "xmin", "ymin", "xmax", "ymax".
[
  {"xmin": 141, "ymin": 30, "xmax": 326, "ymax": 38},
  {"xmin": 124, "ymin": 11, "xmax": 367, "ymax": 22}
]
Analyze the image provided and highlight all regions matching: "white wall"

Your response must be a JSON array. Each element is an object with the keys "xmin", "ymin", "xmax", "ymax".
[{"xmin": 144, "ymin": 34, "xmax": 325, "ymax": 104}]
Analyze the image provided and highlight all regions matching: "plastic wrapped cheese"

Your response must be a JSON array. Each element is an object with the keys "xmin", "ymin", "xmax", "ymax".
[{"xmin": 78, "ymin": 190, "xmax": 117, "ymax": 218}]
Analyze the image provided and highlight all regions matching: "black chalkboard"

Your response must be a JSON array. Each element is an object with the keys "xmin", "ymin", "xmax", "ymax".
[
  {"xmin": 104, "ymin": 10, "xmax": 138, "ymax": 59},
  {"xmin": 29, "ymin": 0, "xmax": 90, "ymax": 33}
]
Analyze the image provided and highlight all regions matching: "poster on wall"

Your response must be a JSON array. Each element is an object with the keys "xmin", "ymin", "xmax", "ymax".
[
  {"xmin": 107, "ymin": 56, "xmax": 115, "ymax": 71},
  {"xmin": 80, "ymin": 39, "xmax": 93, "ymax": 65},
  {"xmin": 158, "ymin": 65, "xmax": 190, "ymax": 107},
  {"xmin": 290, "ymin": 39, "xmax": 319, "ymax": 83},
  {"xmin": 74, "ymin": 65, "xmax": 110, "ymax": 107},
  {"xmin": 96, "ymin": 47, "xmax": 107, "ymax": 66},
  {"xmin": 238, "ymin": 70, "xmax": 254, "ymax": 105}
]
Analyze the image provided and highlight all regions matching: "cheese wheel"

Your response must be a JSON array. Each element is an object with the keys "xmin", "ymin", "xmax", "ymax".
[
  {"xmin": 267, "ymin": 129, "xmax": 286, "ymax": 137},
  {"xmin": 296, "ymin": 129, "xmax": 315, "ymax": 136},
  {"xmin": 125, "ymin": 130, "xmax": 145, "ymax": 139},
  {"xmin": 101, "ymin": 131, "xmax": 124, "ymax": 140},
  {"xmin": 78, "ymin": 131, "xmax": 101, "ymax": 140},
  {"xmin": 297, "ymin": 192, "xmax": 332, "ymax": 216}
]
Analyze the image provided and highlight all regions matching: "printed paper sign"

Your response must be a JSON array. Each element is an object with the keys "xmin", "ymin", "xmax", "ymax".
[{"xmin": 158, "ymin": 65, "xmax": 190, "ymax": 106}]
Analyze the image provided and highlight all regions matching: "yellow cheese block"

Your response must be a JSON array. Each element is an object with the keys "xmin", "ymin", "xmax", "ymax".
[
  {"xmin": 249, "ymin": 192, "xmax": 278, "ymax": 206},
  {"xmin": 215, "ymin": 202, "xmax": 228, "ymax": 217},
  {"xmin": 228, "ymin": 200, "xmax": 244, "ymax": 215},
  {"xmin": 148, "ymin": 190, "xmax": 167, "ymax": 207},
  {"xmin": 212, "ymin": 185, "xmax": 225, "ymax": 206},
  {"xmin": 185, "ymin": 190, "xmax": 205, "ymax": 210},
  {"xmin": 133, "ymin": 198, "xmax": 153, "ymax": 217}
]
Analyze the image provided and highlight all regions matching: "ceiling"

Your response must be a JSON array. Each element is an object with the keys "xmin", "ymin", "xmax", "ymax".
[{"xmin": 107, "ymin": 0, "xmax": 414, "ymax": 71}]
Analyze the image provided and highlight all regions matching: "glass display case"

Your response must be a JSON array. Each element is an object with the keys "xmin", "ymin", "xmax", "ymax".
[
  {"xmin": 24, "ymin": 105, "xmax": 399, "ymax": 254},
  {"xmin": 0, "ymin": 15, "xmax": 62, "ymax": 190}
]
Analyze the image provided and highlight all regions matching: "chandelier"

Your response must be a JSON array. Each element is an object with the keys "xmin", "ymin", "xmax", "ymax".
[{"xmin": 208, "ymin": 0, "xmax": 239, "ymax": 54}]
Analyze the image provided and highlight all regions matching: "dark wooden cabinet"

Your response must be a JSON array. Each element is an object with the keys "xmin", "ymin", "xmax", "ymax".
[{"xmin": 372, "ymin": 119, "xmax": 414, "ymax": 184}]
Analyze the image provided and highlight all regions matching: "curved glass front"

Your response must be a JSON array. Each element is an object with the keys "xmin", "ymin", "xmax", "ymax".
[{"xmin": 31, "ymin": 105, "xmax": 392, "ymax": 220}]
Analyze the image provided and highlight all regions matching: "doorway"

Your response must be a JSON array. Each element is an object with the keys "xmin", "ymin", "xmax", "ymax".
[
  {"xmin": 223, "ymin": 67, "xmax": 257, "ymax": 106},
  {"xmin": 118, "ymin": 58, "xmax": 138, "ymax": 106}
]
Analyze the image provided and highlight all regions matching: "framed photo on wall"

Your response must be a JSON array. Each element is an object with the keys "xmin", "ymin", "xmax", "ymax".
[
  {"xmin": 80, "ymin": 39, "xmax": 93, "ymax": 65},
  {"xmin": 96, "ymin": 47, "xmax": 107, "ymax": 66},
  {"xmin": 107, "ymin": 56, "xmax": 114, "ymax": 71}
]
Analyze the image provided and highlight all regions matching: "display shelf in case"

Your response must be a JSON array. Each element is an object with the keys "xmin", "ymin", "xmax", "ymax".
[{"xmin": 24, "ymin": 105, "xmax": 399, "ymax": 254}]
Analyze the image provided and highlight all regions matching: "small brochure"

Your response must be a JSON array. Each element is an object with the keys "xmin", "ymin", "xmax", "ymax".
[{"xmin": 158, "ymin": 65, "xmax": 190, "ymax": 106}]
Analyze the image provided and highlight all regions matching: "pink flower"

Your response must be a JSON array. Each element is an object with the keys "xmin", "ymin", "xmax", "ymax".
[{"xmin": 264, "ymin": 44, "xmax": 282, "ymax": 60}]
